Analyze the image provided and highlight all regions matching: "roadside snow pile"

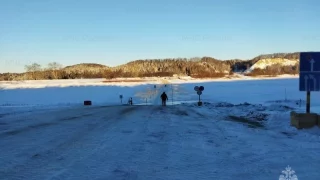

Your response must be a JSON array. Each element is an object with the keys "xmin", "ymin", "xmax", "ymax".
[
  {"xmin": 182, "ymin": 101, "xmax": 297, "ymax": 113},
  {"xmin": 245, "ymin": 111, "xmax": 269, "ymax": 121},
  {"xmin": 265, "ymin": 99, "xmax": 305, "ymax": 106},
  {"xmin": 265, "ymin": 99, "xmax": 304, "ymax": 112},
  {"xmin": 181, "ymin": 99, "xmax": 318, "ymax": 140},
  {"xmin": 224, "ymin": 103, "xmax": 270, "ymax": 129},
  {"xmin": 181, "ymin": 100, "xmax": 301, "ymax": 129},
  {"xmin": 210, "ymin": 102, "xmax": 234, "ymax": 107},
  {"xmin": 267, "ymin": 104, "xmax": 295, "ymax": 111}
]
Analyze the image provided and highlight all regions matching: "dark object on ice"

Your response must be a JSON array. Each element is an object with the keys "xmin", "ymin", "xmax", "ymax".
[
  {"xmin": 235, "ymin": 102, "xmax": 251, "ymax": 106},
  {"xmin": 227, "ymin": 115, "xmax": 265, "ymax": 129},
  {"xmin": 84, "ymin": 100, "xmax": 92, "ymax": 106},
  {"xmin": 290, "ymin": 111, "xmax": 318, "ymax": 129},
  {"xmin": 214, "ymin": 102, "xmax": 234, "ymax": 107},
  {"xmin": 161, "ymin": 92, "xmax": 168, "ymax": 106},
  {"xmin": 128, "ymin": 97, "xmax": 133, "ymax": 105},
  {"xmin": 198, "ymin": 101, "xmax": 202, "ymax": 106}
]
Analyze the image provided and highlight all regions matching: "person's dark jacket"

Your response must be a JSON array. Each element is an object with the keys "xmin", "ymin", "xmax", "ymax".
[{"xmin": 161, "ymin": 93, "xmax": 168, "ymax": 101}]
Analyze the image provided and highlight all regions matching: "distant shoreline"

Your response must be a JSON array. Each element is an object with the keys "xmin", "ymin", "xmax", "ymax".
[{"xmin": 0, "ymin": 74, "xmax": 298, "ymax": 90}]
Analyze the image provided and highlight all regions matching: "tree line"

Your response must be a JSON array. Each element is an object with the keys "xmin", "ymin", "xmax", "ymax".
[{"xmin": 0, "ymin": 52, "xmax": 300, "ymax": 81}]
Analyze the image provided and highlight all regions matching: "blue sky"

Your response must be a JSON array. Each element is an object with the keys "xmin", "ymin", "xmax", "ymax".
[{"xmin": 0, "ymin": 0, "xmax": 319, "ymax": 73}]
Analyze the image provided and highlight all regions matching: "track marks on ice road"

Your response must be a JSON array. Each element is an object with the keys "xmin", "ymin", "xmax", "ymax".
[
  {"xmin": 0, "ymin": 105, "xmax": 137, "ymax": 138},
  {"xmin": 0, "ymin": 106, "xmax": 138, "ymax": 180},
  {"xmin": 1, "ymin": 104, "xmax": 299, "ymax": 180}
]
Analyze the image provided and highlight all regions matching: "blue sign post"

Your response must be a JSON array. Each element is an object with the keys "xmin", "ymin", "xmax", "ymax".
[{"xmin": 299, "ymin": 52, "xmax": 320, "ymax": 113}]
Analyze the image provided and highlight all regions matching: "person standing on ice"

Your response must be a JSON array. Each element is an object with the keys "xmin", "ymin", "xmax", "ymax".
[
  {"xmin": 161, "ymin": 92, "xmax": 168, "ymax": 106},
  {"xmin": 128, "ymin": 97, "xmax": 133, "ymax": 105}
]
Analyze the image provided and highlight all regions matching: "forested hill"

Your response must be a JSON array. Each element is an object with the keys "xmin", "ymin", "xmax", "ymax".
[{"xmin": 0, "ymin": 52, "xmax": 300, "ymax": 81}]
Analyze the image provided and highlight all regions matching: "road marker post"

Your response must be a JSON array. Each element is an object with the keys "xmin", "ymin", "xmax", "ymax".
[
  {"xmin": 194, "ymin": 86, "xmax": 204, "ymax": 106},
  {"xmin": 291, "ymin": 52, "xmax": 320, "ymax": 129},
  {"xmin": 306, "ymin": 91, "xmax": 310, "ymax": 113},
  {"xmin": 299, "ymin": 52, "xmax": 320, "ymax": 113},
  {"xmin": 120, "ymin": 95, "xmax": 123, "ymax": 104}
]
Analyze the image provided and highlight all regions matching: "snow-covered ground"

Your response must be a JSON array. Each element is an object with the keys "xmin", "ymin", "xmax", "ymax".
[
  {"xmin": 1, "ymin": 77, "xmax": 320, "ymax": 180},
  {"xmin": 0, "ymin": 75, "xmax": 300, "ymax": 107}
]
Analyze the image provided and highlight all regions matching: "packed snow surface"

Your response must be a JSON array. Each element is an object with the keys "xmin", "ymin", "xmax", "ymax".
[{"xmin": 1, "ymin": 77, "xmax": 320, "ymax": 180}]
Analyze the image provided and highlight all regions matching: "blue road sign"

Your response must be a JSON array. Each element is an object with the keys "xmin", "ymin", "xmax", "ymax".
[{"xmin": 299, "ymin": 52, "xmax": 320, "ymax": 91}]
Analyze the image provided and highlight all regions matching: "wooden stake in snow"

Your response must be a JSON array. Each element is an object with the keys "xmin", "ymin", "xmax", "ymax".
[
  {"xmin": 285, "ymin": 88, "xmax": 287, "ymax": 101},
  {"xmin": 172, "ymin": 84, "xmax": 173, "ymax": 105},
  {"xmin": 120, "ymin": 95, "xmax": 123, "ymax": 104}
]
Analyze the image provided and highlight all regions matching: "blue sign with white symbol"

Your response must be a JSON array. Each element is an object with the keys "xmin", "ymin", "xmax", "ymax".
[{"xmin": 299, "ymin": 52, "xmax": 320, "ymax": 91}]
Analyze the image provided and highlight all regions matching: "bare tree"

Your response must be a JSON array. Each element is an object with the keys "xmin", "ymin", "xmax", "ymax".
[
  {"xmin": 47, "ymin": 62, "xmax": 63, "ymax": 70},
  {"xmin": 24, "ymin": 63, "xmax": 42, "ymax": 72},
  {"xmin": 24, "ymin": 63, "xmax": 42, "ymax": 80},
  {"xmin": 46, "ymin": 62, "xmax": 63, "ymax": 79}
]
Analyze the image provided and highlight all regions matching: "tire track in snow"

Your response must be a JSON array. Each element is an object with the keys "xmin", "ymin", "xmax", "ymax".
[
  {"xmin": 0, "ymin": 106, "xmax": 113, "ymax": 175},
  {"xmin": 47, "ymin": 106, "xmax": 139, "ymax": 179},
  {"xmin": 44, "ymin": 106, "xmax": 155, "ymax": 180},
  {"xmin": 0, "ymin": 106, "xmax": 138, "ymax": 180},
  {"xmin": 2, "ymin": 103, "xmax": 317, "ymax": 179},
  {"xmin": 46, "ymin": 105, "xmax": 174, "ymax": 180},
  {"xmin": 182, "ymin": 104, "xmax": 310, "ymax": 178},
  {"xmin": 173, "ymin": 105, "xmax": 261, "ymax": 178}
]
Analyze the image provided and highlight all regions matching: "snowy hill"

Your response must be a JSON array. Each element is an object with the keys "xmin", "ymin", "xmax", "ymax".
[
  {"xmin": 245, "ymin": 58, "xmax": 298, "ymax": 73},
  {"xmin": 0, "ymin": 52, "xmax": 300, "ymax": 80}
]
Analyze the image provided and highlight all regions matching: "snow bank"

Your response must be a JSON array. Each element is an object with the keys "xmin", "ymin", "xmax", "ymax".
[{"xmin": 0, "ymin": 75, "xmax": 298, "ymax": 90}]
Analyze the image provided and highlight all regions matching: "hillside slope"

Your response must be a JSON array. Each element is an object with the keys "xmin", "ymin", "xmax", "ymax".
[
  {"xmin": 245, "ymin": 58, "xmax": 299, "ymax": 73},
  {"xmin": 63, "ymin": 63, "xmax": 110, "ymax": 73},
  {"xmin": 0, "ymin": 52, "xmax": 301, "ymax": 80},
  {"xmin": 114, "ymin": 57, "xmax": 231, "ymax": 77}
]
